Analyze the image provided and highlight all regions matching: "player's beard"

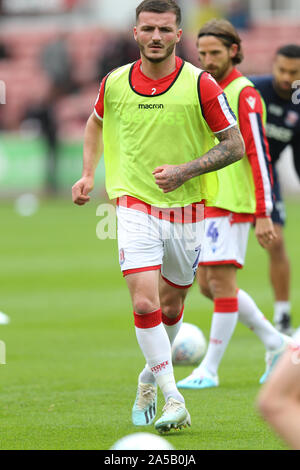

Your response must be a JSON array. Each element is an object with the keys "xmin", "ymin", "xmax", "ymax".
[
  {"xmin": 137, "ymin": 40, "xmax": 176, "ymax": 63},
  {"xmin": 205, "ymin": 54, "xmax": 232, "ymax": 82}
]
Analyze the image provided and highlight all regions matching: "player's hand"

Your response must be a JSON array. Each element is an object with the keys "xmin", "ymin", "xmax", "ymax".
[
  {"xmin": 255, "ymin": 217, "xmax": 277, "ymax": 249},
  {"xmin": 72, "ymin": 176, "xmax": 94, "ymax": 205},
  {"xmin": 153, "ymin": 164, "xmax": 186, "ymax": 193}
]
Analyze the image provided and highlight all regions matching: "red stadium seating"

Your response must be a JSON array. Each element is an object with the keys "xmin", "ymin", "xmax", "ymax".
[{"xmin": 0, "ymin": 22, "xmax": 299, "ymax": 135}]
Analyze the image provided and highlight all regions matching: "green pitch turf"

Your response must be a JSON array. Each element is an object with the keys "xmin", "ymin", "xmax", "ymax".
[{"xmin": 0, "ymin": 197, "xmax": 299, "ymax": 450}]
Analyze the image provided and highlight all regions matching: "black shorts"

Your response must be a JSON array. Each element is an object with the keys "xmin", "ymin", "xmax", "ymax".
[{"xmin": 271, "ymin": 166, "xmax": 286, "ymax": 226}]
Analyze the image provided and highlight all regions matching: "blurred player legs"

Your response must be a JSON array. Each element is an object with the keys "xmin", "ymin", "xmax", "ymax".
[
  {"xmin": 177, "ymin": 19, "xmax": 291, "ymax": 390},
  {"xmin": 251, "ymin": 45, "xmax": 300, "ymax": 334},
  {"xmin": 257, "ymin": 331, "xmax": 300, "ymax": 450}
]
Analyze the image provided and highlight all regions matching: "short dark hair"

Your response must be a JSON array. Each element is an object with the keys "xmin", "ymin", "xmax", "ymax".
[
  {"xmin": 136, "ymin": 0, "xmax": 181, "ymax": 27},
  {"xmin": 276, "ymin": 44, "xmax": 300, "ymax": 59},
  {"xmin": 197, "ymin": 19, "xmax": 244, "ymax": 65}
]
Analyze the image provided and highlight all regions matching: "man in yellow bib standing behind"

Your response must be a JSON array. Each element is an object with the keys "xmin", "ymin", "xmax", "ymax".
[
  {"xmin": 72, "ymin": 1, "xmax": 244, "ymax": 434},
  {"xmin": 177, "ymin": 19, "xmax": 291, "ymax": 392}
]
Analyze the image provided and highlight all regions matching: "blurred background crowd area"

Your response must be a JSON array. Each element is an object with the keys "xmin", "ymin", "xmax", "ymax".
[{"xmin": 0, "ymin": 0, "xmax": 299, "ymax": 195}]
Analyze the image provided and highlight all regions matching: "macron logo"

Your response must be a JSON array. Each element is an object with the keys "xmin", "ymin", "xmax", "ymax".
[
  {"xmin": 138, "ymin": 104, "xmax": 164, "ymax": 110},
  {"xmin": 246, "ymin": 96, "xmax": 256, "ymax": 110}
]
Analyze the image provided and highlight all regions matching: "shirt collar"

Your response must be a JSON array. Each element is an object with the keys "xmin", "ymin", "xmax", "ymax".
[
  {"xmin": 136, "ymin": 56, "xmax": 183, "ymax": 82},
  {"xmin": 218, "ymin": 68, "xmax": 243, "ymax": 90}
]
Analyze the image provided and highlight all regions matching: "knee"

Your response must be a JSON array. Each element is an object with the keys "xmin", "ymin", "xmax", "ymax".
[
  {"xmin": 257, "ymin": 389, "xmax": 274, "ymax": 420},
  {"xmin": 199, "ymin": 282, "xmax": 213, "ymax": 300},
  {"xmin": 162, "ymin": 305, "xmax": 182, "ymax": 318},
  {"xmin": 268, "ymin": 234, "xmax": 287, "ymax": 258},
  {"xmin": 208, "ymin": 277, "xmax": 229, "ymax": 299},
  {"xmin": 206, "ymin": 269, "xmax": 237, "ymax": 299},
  {"xmin": 133, "ymin": 298, "xmax": 159, "ymax": 315},
  {"xmin": 257, "ymin": 386, "xmax": 284, "ymax": 422},
  {"xmin": 162, "ymin": 302, "xmax": 183, "ymax": 319},
  {"xmin": 160, "ymin": 285, "xmax": 186, "ymax": 319}
]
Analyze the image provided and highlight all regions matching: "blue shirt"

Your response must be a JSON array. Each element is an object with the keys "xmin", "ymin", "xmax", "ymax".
[{"xmin": 250, "ymin": 75, "xmax": 300, "ymax": 178}]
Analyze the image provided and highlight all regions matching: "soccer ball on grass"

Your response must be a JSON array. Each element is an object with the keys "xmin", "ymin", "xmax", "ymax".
[
  {"xmin": 171, "ymin": 322, "xmax": 207, "ymax": 365},
  {"xmin": 110, "ymin": 432, "xmax": 175, "ymax": 450}
]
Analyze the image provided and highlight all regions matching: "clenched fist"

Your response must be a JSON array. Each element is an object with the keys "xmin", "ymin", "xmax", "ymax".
[{"xmin": 72, "ymin": 176, "xmax": 94, "ymax": 206}]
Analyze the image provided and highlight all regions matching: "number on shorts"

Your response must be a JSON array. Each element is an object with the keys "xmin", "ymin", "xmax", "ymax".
[
  {"xmin": 207, "ymin": 221, "xmax": 219, "ymax": 243},
  {"xmin": 192, "ymin": 245, "xmax": 201, "ymax": 276}
]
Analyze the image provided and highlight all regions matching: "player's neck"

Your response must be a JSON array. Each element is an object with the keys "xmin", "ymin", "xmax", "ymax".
[
  {"xmin": 140, "ymin": 53, "xmax": 177, "ymax": 80},
  {"xmin": 217, "ymin": 64, "xmax": 234, "ymax": 84}
]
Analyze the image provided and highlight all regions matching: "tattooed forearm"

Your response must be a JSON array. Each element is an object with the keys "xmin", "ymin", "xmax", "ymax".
[
  {"xmin": 153, "ymin": 126, "xmax": 245, "ymax": 193},
  {"xmin": 181, "ymin": 125, "xmax": 245, "ymax": 182}
]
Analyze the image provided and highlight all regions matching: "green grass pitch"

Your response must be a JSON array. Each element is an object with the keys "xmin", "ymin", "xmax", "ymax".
[{"xmin": 0, "ymin": 197, "xmax": 299, "ymax": 450}]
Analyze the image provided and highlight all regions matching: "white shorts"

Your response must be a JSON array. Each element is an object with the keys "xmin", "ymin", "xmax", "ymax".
[
  {"xmin": 117, "ymin": 205, "xmax": 204, "ymax": 288},
  {"xmin": 199, "ymin": 216, "xmax": 250, "ymax": 268}
]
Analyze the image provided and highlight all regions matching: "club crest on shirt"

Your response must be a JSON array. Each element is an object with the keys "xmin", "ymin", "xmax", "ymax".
[
  {"xmin": 119, "ymin": 248, "xmax": 125, "ymax": 265},
  {"xmin": 284, "ymin": 110, "xmax": 299, "ymax": 127}
]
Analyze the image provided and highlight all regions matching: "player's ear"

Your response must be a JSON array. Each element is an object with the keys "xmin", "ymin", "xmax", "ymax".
[
  {"xmin": 133, "ymin": 26, "xmax": 138, "ymax": 41},
  {"xmin": 229, "ymin": 43, "xmax": 238, "ymax": 61},
  {"xmin": 176, "ymin": 29, "xmax": 183, "ymax": 43}
]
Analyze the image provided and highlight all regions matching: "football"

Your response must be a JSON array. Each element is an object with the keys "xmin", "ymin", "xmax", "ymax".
[
  {"xmin": 172, "ymin": 322, "xmax": 207, "ymax": 365},
  {"xmin": 110, "ymin": 432, "xmax": 175, "ymax": 450}
]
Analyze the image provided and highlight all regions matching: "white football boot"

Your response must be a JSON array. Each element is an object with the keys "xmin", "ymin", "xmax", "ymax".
[
  {"xmin": 132, "ymin": 382, "xmax": 157, "ymax": 426},
  {"xmin": 154, "ymin": 398, "xmax": 191, "ymax": 434}
]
